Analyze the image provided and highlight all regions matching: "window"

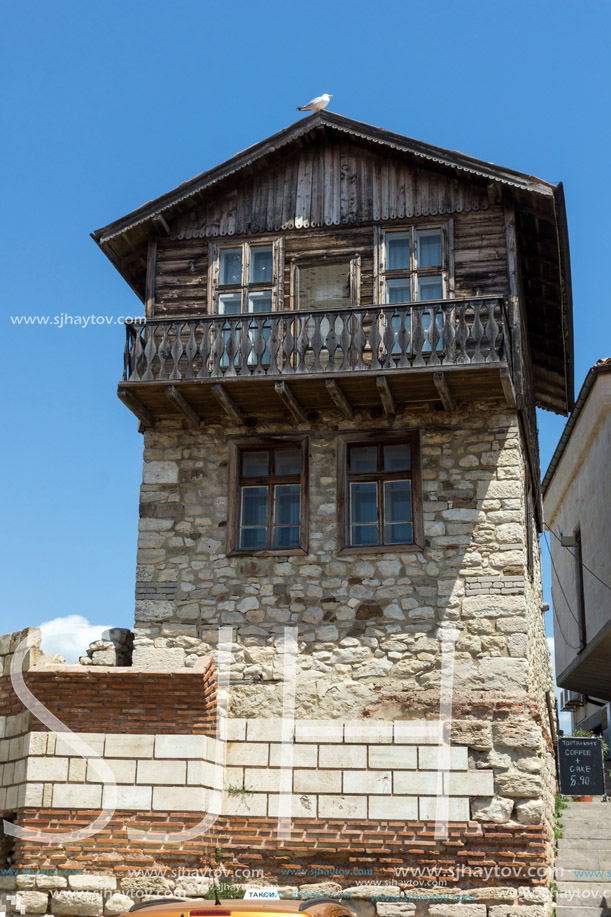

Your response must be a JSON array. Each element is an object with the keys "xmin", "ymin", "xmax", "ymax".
[
  {"xmin": 292, "ymin": 255, "xmax": 360, "ymax": 311},
  {"xmin": 338, "ymin": 433, "xmax": 422, "ymax": 553},
  {"xmin": 209, "ymin": 239, "xmax": 283, "ymax": 314},
  {"xmin": 377, "ymin": 225, "xmax": 447, "ymax": 304},
  {"xmin": 228, "ymin": 439, "xmax": 308, "ymax": 555}
]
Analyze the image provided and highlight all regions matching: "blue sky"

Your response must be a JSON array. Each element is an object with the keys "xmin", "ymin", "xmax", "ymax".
[{"xmin": 2, "ymin": 0, "xmax": 610, "ymax": 664}]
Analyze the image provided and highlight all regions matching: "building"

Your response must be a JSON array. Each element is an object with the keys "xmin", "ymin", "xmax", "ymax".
[
  {"xmin": 542, "ymin": 359, "xmax": 611, "ymax": 751},
  {"xmin": 0, "ymin": 112, "xmax": 573, "ymax": 916}
]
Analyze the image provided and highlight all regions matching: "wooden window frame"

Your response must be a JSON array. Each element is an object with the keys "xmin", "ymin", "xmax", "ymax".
[
  {"xmin": 289, "ymin": 253, "xmax": 361, "ymax": 311},
  {"xmin": 373, "ymin": 220, "xmax": 454, "ymax": 305},
  {"xmin": 208, "ymin": 237, "xmax": 284, "ymax": 314},
  {"xmin": 337, "ymin": 431, "xmax": 423, "ymax": 555},
  {"xmin": 227, "ymin": 435, "xmax": 309, "ymax": 557}
]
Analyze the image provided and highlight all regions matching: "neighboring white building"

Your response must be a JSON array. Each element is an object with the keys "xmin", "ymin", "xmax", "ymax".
[{"xmin": 543, "ymin": 358, "xmax": 611, "ymax": 747}]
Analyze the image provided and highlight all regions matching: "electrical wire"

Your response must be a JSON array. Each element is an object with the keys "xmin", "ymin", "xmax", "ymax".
[
  {"xmin": 546, "ymin": 525, "xmax": 611, "ymax": 594},
  {"xmin": 543, "ymin": 532, "xmax": 584, "ymax": 651}
]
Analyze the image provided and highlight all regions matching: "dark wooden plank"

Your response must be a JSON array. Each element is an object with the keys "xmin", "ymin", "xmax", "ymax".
[
  {"xmin": 274, "ymin": 381, "xmax": 307, "ymax": 422},
  {"xmin": 165, "ymin": 385, "xmax": 201, "ymax": 426},
  {"xmin": 211, "ymin": 383, "xmax": 246, "ymax": 425},
  {"xmin": 433, "ymin": 372, "xmax": 456, "ymax": 411},
  {"xmin": 375, "ymin": 375, "xmax": 395, "ymax": 416},
  {"xmin": 324, "ymin": 379, "xmax": 354, "ymax": 419},
  {"xmin": 117, "ymin": 388, "xmax": 155, "ymax": 427}
]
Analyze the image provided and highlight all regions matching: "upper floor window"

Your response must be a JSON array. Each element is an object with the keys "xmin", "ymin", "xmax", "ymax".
[
  {"xmin": 376, "ymin": 225, "xmax": 448, "ymax": 305},
  {"xmin": 227, "ymin": 438, "xmax": 308, "ymax": 555},
  {"xmin": 291, "ymin": 255, "xmax": 360, "ymax": 311},
  {"xmin": 209, "ymin": 239, "xmax": 283, "ymax": 314},
  {"xmin": 337, "ymin": 432, "xmax": 423, "ymax": 553}
]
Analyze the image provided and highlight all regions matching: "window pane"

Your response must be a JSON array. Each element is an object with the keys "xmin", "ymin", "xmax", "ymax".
[
  {"xmin": 273, "ymin": 525, "xmax": 300, "ymax": 549},
  {"xmin": 240, "ymin": 526, "xmax": 267, "ymax": 549},
  {"xmin": 384, "ymin": 480, "xmax": 412, "ymax": 523},
  {"xmin": 349, "ymin": 446, "xmax": 378, "ymax": 473},
  {"xmin": 417, "ymin": 230, "xmax": 442, "ymax": 267},
  {"xmin": 274, "ymin": 449, "xmax": 301, "ymax": 475},
  {"xmin": 351, "ymin": 481, "xmax": 378, "ymax": 524},
  {"xmin": 384, "ymin": 443, "xmax": 411, "ymax": 471},
  {"xmin": 248, "ymin": 291, "xmax": 272, "ymax": 313},
  {"xmin": 241, "ymin": 486, "xmax": 268, "ymax": 525},
  {"xmin": 386, "ymin": 278, "xmax": 411, "ymax": 304},
  {"xmin": 242, "ymin": 451, "xmax": 269, "ymax": 476},
  {"xmin": 297, "ymin": 262, "xmax": 351, "ymax": 310},
  {"xmin": 250, "ymin": 246, "xmax": 273, "ymax": 283},
  {"xmin": 351, "ymin": 524, "xmax": 379, "ymax": 546},
  {"xmin": 220, "ymin": 248, "xmax": 242, "ymax": 285},
  {"xmin": 418, "ymin": 275, "xmax": 443, "ymax": 301},
  {"xmin": 218, "ymin": 292, "xmax": 242, "ymax": 314},
  {"xmin": 386, "ymin": 232, "xmax": 411, "ymax": 270},
  {"xmin": 385, "ymin": 522, "xmax": 413, "ymax": 544},
  {"xmin": 274, "ymin": 484, "xmax": 301, "ymax": 525}
]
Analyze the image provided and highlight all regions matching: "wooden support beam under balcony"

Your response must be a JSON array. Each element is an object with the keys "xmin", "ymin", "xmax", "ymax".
[
  {"xmin": 376, "ymin": 376, "xmax": 395, "ymax": 417},
  {"xmin": 499, "ymin": 366, "xmax": 517, "ymax": 409},
  {"xmin": 325, "ymin": 379, "xmax": 354, "ymax": 420},
  {"xmin": 118, "ymin": 388, "xmax": 154, "ymax": 428},
  {"xmin": 211, "ymin": 383, "xmax": 245, "ymax": 425},
  {"xmin": 165, "ymin": 385, "xmax": 201, "ymax": 427},
  {"xmin": 274, "ymin": 381, "xmax": 307, "ymax": 423},
  {"xmin": 433, "ymin": 372, "xmax": 456, "ymax": 412}
]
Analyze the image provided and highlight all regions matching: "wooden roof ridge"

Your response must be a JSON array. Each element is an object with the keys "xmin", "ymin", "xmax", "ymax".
[{"xmin": 92, "ymin": 111, "xmax": 556, "ymax": 244}]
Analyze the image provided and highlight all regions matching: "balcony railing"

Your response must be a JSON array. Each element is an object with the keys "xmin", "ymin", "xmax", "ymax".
[{"xmin": 123, "ymin": 297, "xmax": 510, "ymax": 383}]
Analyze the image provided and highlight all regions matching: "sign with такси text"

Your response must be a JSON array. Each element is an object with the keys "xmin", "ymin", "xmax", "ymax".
[{"xmin": 558, "ymin": 737, "xmax": 605, "ymax": 795}]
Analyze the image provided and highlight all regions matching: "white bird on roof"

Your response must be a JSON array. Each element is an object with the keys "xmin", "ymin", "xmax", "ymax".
[{"xmin": 296, "ymin": 93, "xmax": 333, "ymax": 113}]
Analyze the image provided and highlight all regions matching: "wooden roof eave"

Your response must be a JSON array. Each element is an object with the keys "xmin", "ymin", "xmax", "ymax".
[{"xmin": 552, "ymin": 182, "xmax": 575, "ymax": 414}]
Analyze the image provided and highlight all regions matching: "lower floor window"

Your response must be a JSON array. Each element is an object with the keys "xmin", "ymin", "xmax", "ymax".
[
  {"xmin": 230, "ymin": 440, "xmax": 307, "ymax": 554},
  {"xmin": 339, "ymin": 434, "xmax": 422, "ymax": 552}
]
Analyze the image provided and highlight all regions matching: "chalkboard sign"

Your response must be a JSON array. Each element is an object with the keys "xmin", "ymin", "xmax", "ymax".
[{"xmin": 558, "ymin": 737, "xmax": 606, "ymax": 796}]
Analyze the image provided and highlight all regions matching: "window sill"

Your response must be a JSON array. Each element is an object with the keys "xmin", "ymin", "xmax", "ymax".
[
  {"xmin": 227, "ymin": 547, "xmax": 308, "ymax": 558},
  {"xmin": 338, "ymin": 543, "xmax": 424, "ymax": 556}
]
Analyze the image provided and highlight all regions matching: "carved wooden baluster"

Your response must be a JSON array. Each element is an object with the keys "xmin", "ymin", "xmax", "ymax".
[
  {"xmin": 339, "ymin": 313, "xmax": 352, "ymax": 371},
  {"xmin": 252, "ymin": 317, "xmax": 268, "ymax": 375},
  {"xmin": 397, "ymin": 308, "xmax": 410, "ymax": 368},
  {"xmin": 123, "ymin": 327, "xmax": 132, "ymax": 381},
  {"xmin": 471, "ymin": 301, "xmax": 483, "ymax": 364},
  {"xmin": 239, "ymin": 317, "xmax": 253, "ymax": 374},
  {"xmin": 210, "ymin": 319, "xmax": 224, "ymax": 377},
  {"xmin": 170, "ymin": 322, "xmax": 185, "ymax": 380},
  {"xmin": 282, "ymin": 316, "xmax": 295, "ymax": 374},
  {"xmin": 184, "ymin": 322, "xmax": 197, "ymax": 379},
  {"xmin": 428, "ymin": 307, "xmax": 441, "ymax": 366},
  {"xmin": 325, "ymin": 313, "xmax": 338, "ymax": 372},
  {"xmin": 485, "ymin": 300, "xmax": 500, "ymax": 363},
  {"xmin": 142, "ymin": 323, "xmax": 157, "ymax": 381},
  {"xmin": 268, "ymin": 315, "xmax": 281, "ymax": 375},
  {"xmin": 455, "ymin": 303, "xmax": 469, "ymax": 364},
  {"xmin": 366, "ymin": 309, "xmax": 381, "ymax": 370},
  {"xmin": 197, "ymin": 321, "xmax": 211, "ymax": 378},
  {"xmin": 412, "ymin": 307, "xmax": 426, "ymax": 367},
  {"xmin": 353, "ymin": 310, "xmax": 367, "ymax": 371},
  {"xmin": 296, "ymin": 314, "xmax": 310, "ymax": 373},
  {"xmin": 223, "ymin": 317, "xmax": 239, "ymax": 377},
  {"xmin": 311, "ymin": 313, "xmax": 324, "ymax": 373},
  {"xmin": 442, "ymin": 304, "xmax": 456, "ymax": 366},
  {"xmin": 381, "ymin": 308, "xmax": 396, "ymax": 369}
]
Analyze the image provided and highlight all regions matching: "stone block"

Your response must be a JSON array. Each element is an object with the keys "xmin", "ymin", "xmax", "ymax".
[
  {"xmin": 26, "ymin": 757, "xmax": 69, "ymax": 781},
  {"xmin": 89, "ymin": 758, "xmax": 136, "ymax": 784},
  {"xmin": 154, "ymin": 735, "xmax": 207, "ymax": 758},
  {"xmin": 430, "ymin": 906, "xmax": 487, "ymax": 916},
  {"xmin": 152, "ymin": 785, "xmax": 207, "ymax": 812},
  {"xmin": 471, "ymin": 795, "xmax": 513, "ymax": 823},
  {"xmin": 68, "ymin": 876, "xmax": 117, "ymax": 892},
  {"xmin": 368, "ymin": 796, "xmax": 418, "ymax": 820},
  {"xmin": 226, "ymin": 742, "xmax": 269, "ymax": 767},
  {"xmin": 319, "ymin": 745, "xmax": 366, "ymax": 768},
  {"xmin": 479, "ymin": 657, "xmax": 529, "ymax": 689},
  {"xmin": 368, "ymin": 746, "xmax": 417, "ymax": 769},
  {"xmin": 268, "ymin": 793, "xmax": 317, "ymax": 818},
  {"xmin": 51, "ymin": 891, "xmax": 103, "ymax": 916},
  {"xmin": 394, "ymin": 721, "xmax": 442, "ymax": 744},
  {"xmin": 14, "ymin": 891, "xmax": 49, "ymax": 914},
  {"xmin": 376, "ymin": 904, "xmax": 415, "ymax": 916},
  {"xmin": 102, "ymin": 784, "xmax": 152, "ymax": 809},
  {"xmin": 344, "ymin": 721, "xmax": 393, "ymax": 743},
  {"xmin": 105, "ymin": 734, "xmax": 154, "ymax": 758},
  {"xmin": 419, "ymin": 796, "xmax": 470, "ymax": 820},
  {"xmin": 488, "ymin": 908, "xmax": 548, "ymax": 917},
  {"xmin": 294, "ymin": 720, "xmax": 344, "ymax": 743},
  {"xmin": 495, "ymin": 772, "xmax": 543, "ymax": 797},
  {"xmin": 393, "ymin": 771, "xmax": 440, "ymax": 795},
  {"xmin": 36, "ymin": 876, "xmax": 68, "ymax": 890},
  {"xmin": 54, "ymin": 733, "xmax": 105, "ymax": 756},
  {"xmin": 318, "ymin": 794, "xmax": 367, "ymax": 818},
  {"xmin": 143, "ymin": 461, "xmax": 178, "ymax": 484},
  {"xmin": 137, "ymin": 760, "xmax": 187, "ymax": 785},
  {"xmin": 246, "ymin": 719, "xmax": 287, "ymax": 742},
  {"xmin": 445, "ymin": 771, "xmax": 494, "ymax": 796},
  {"xmin": 298, "ymin": 882, "xmax": 343, "ymax": 898},
  {"xmin": 53, "ymin": 783, "xmax": 102, "ymax": 808},
  {"xmin": 131, "ymin": 645, "xmax": 184, "ymax": 667},
  {"xmin": 293, "ymin": 769, "xmax": 341, "ymax": 794},
  {"xmin": 343, "ymin": 770, "xmax": 391, "ymax": 794},
  {"xmin": 418, "ymin": 746, "xmax": 468, "ymax": 770},
  {"xmin": 270, "ymin": 744, "xmax": 317, "ymax": 768},
  {"xmin": 104, "ymin": 893, "xmax": 135, "ymax": 915},
  {"xmin": 514, "ymin": 799, "xmax": 544, "ymax": 823},
  {"xmin": 221, "ymin": 792, "xmax": 268, "ymax": 816}
]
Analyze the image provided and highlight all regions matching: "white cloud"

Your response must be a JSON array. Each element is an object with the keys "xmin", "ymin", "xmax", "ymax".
[{"xmin": 37, "ymin": 615, "xmax": 112, "ymax": 664}]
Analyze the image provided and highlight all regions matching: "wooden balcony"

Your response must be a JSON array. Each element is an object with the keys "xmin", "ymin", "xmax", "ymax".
[{"xmin": 118, "ymin": 297, "xmax": 517, "ymax": 426}]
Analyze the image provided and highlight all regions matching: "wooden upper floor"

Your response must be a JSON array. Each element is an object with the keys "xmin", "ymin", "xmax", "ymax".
[{"xmin": 93, "ymin": 111, "xmax": 573, "ymax": 417}]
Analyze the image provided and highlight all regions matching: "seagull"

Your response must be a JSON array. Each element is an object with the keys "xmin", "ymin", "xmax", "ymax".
[{"xmin": 296, "ymin": 93, "xmax": 333, "ymax": 113}]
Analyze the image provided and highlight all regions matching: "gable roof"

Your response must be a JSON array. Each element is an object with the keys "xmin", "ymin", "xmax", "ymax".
[{"xmin": 93, "ymin": 111, "xmax": 555, "ymax": 245}]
